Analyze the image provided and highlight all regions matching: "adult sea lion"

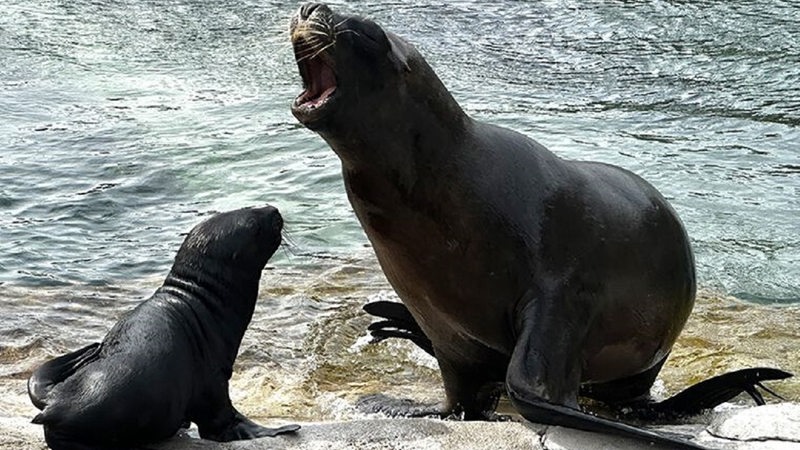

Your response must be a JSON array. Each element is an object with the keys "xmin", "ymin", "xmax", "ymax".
[
  {"xmin": 27, "ymin": 206, "xmax": 300, "ymax": 450},
  {"xmin": 289, "ymin": 4, "xmax": 790, "ymax": 450}
]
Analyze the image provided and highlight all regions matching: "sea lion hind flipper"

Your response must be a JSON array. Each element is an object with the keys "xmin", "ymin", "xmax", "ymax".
[
  {"xmin": 641, "ymin": 367, "xmax": 792, "ymax": 418},
  {"xmin": 356, "ymin": 393, "xmax": 444, "ymax": 418},
  {"xmin": 363, "ymin": 301, "xmax": 434, "ymax": 355},
  {"xmin": 580, "ymin": 354, "xmax": 668, "ymax": 403},
  {"xmin": 368, "ymin": 328, "xmax": 435, "ymax": 357},
  {"xmin": 507, "ymin": 393, "xmax": 706, "ymax": 450},
  {"xmin": 506, "ymin": 303, "xmax": 706, "ymax": 450},
  {"xmin": 366, "ymin": 319, "xmax": 435, "ymax": 357},
  {"xmin": 28, "ymin": 342, "xmax": 102, "ymax": 410},
  {"xmin": 367, "ymin": 319, "xmax": 417, "ymax": 334},
  {"xmin": 363, "ymin": 301, "xmax": 420, "ymax": 330}
]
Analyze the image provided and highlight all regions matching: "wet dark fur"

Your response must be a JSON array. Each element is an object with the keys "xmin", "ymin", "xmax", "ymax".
[
  {"xmin": 289, "ymin": 4, "xmax": 791, "ymax": 450},
  {"xmin": 27, "ymin": 206, "xmax": 299, "ymax": 450}
]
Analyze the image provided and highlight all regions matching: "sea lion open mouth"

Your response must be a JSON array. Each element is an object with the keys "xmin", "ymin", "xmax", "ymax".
[
  {"xmin": 293, "ymin": 49, "xmax": 337, "ymax": 109},
  {"xmin": 290, "ymin": 4, "xmax": 338, "ymax": 121}
]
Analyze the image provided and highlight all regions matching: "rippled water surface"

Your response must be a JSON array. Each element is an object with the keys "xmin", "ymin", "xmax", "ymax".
[{"xmin": 1, "ymin": 0, "xmax": 798, "ymax": 444}]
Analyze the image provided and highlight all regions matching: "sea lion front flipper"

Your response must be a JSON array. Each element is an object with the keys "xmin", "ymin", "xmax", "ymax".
[
  {"xmin": 506, "ymin": 302, "xmax": 706, "ymax": 450},
  {"xmin": 194, "ymin": 377, "xmax": 300, "ymax": 442},
  {"xmin": 222, "ymin": 410, "xmax": 300, "ymax": 439},
  {"xmin": 198, "ymin": 406, "xmax": 300, "ymax": 441},
  {"xmin": 28, "ymin": 342, "xmax": 102, "ymax": 411},
  {"xmin": 636, "ymin": 367, "xmax": 792, "ymax": 419}
]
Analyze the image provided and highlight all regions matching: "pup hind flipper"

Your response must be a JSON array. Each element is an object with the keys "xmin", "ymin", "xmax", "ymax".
[{"xmin": 28, "ymin": 342, "xmax": 102, "ymax": 411}]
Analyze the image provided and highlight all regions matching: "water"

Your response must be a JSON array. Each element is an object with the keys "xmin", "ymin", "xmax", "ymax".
[{"xmin": 1, "ymin": 0, "xmax": 798, "ymax": 445}]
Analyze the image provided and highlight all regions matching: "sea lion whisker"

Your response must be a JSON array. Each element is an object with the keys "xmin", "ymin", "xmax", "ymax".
[
  {"xmin": 294, "ymin": 42, "xmax": 325, "ymax": 56},
  {"xmin": 295, "ymin": 41, "xmax": 335, "ymax": 63},
  {"xmin": 304, "ymin": 18, "xmax": 333, "ymax": 37},
  {"xmin": 292, "ymin": 33, "xmax": 324, "ymax": 47},
  {"xmin": 334, "ymin": 29, "xmax": 362, "ymax": 38},
  {"xmin": 293, "ymin": 37, "xmax": 324, "ymax": 49},
  {"xmin": 305, "ymin": 16, "xmax": 331, "ymax": 28},
  {"xmin": 279, "ymin": 241, "xmax": 299, "ymax": 258},
  {"xmin": 333, "ymin": 18, "xmax": 351, "ymax": 30},
  {"xmin": 294, "ymin": 34, "xmax": 332, "ymax": 50},
  {"xmin": 291, "ymin": 24, "xmax": 331, "ymax": 43},
  {"xmin": 304, "ymin": 29, "xmax": 333, "ymax": 39},
  {"xmin": 293, "ymin": 41, "xmax": 331, "ymax": 59},
  {"xmin": 277, "ymin": 41, "xmax": 301, "ymax": 54},
  {"xmin": 294, "ymin": 47, "xmax": 326, "ymax": 62},
  {"xmin": 280, "ymin": 230, "xmax": 300, "ymax": 254}
]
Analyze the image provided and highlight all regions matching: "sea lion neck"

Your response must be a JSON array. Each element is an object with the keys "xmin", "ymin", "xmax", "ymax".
[
  {"xmin": 158, "ymin": 265, "xmax": 259, "ymax": 371},
  {"xmin": 159, "ymin": 264, "xmax": 259, "ymax": 337},
  {"xmin": 319, "ymin": 56, "xmax": 473, "ymax": 173}
]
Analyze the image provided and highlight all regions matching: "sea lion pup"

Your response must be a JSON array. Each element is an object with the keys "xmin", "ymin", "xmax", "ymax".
[
  {"xmin": 28, "ymin": 206, "xmax": 300, "ymax": 450},
  {"xmin": 288, "ymin": 3, "xmax": 790, "ymax": 450}
]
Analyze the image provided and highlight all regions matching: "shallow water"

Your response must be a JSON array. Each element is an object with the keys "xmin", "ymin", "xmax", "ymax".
[{"xmin": 1, "ymin": 0, "xmax": 798, "ymax": 444}]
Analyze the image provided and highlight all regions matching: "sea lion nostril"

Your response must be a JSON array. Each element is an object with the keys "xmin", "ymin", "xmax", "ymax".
[{"xmin": 300, "ymin": 3, "xmax": 322, "ymax": 20}]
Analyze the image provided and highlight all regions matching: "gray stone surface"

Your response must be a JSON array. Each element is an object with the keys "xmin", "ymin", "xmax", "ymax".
[
  {"xmin": 151, "ymin": 419, "xmax": 548, "ymax": 450},
  {"xmin": 4, "ymin": 404, "xmax": 800, "ymax": 450},
  {"xmin": 707, "ymin": 403, "xmax": 800, "ymax": 447}
]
